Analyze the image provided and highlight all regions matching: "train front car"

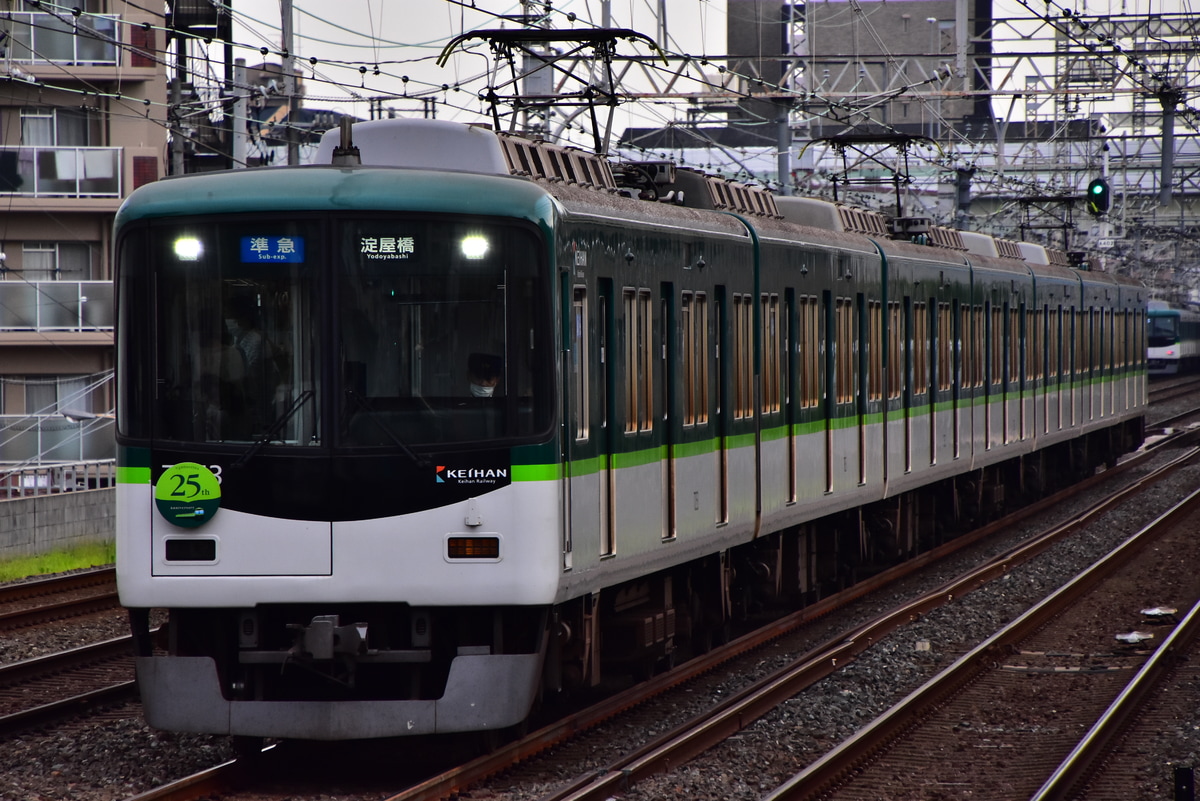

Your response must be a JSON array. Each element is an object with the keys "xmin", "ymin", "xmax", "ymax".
[
  {"xmin": 1146, "ymin": 300, "xmax": 1200, "ymax": 376},
  {"xmin": 114, "ymin": 158, "xmax": 560, "ymax": 739}
]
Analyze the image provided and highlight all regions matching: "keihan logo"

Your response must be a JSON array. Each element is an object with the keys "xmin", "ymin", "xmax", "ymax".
[{"xmin": 436, "ymin": 465, "xmax": 510, "ymax": 485}]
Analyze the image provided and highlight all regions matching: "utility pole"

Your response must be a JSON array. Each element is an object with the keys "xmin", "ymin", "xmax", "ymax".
[
  {"xmin": 170, "ymin": 29, "xmax": 185, "ymax": 175},
  {"xmin": 282, "ymin": 0, "xmax": 299, "ymax": 166},
  {"xmin": 1158, "ymin": 88, "xmax": 1183, "ymax": 208},
  {"xmin": 232, "ymin": 58, "xmax": 248, "ymax": 168}
]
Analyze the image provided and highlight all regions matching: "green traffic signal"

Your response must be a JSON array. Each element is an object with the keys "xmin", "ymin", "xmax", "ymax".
[{"xmin": 1086, "ymin": 178, "xmax": 1110, "ymax": 215}]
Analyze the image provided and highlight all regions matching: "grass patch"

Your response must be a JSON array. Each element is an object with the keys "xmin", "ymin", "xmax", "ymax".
[{"xmin": 0, "ymin": 541, "xmax": 115, "ymax": 582}]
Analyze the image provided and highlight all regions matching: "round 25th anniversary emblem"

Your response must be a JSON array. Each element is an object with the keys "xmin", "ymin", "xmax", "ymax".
[{"xmin": 154, "ymin": 462, "xmax": 221, "ymax": 528}]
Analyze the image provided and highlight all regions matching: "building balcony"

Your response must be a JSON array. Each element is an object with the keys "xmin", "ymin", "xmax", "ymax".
[
  {"xmin": 7, "ymin": 12, "xmax": 118, "ymax": 66},
  {"xmin": 0, "ymin": 415, "xmax": 114, "ymax": 467},
  {"xmin": 3, "ymin": 11, "xmax": 159, "ymax": 83},
  {"xmin": 0, "ymin": 280, "xmax": 113, "ymax": 332},
  {"xmin": 0, "ymin": 146, "xmax": 122, "ymax": 198}
]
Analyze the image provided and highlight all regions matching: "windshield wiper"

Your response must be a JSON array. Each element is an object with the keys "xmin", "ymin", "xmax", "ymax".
[
  {"xmin": 231, "ymin": 389, "xmax": 314, "ymax": 469},
  {"xmin": 343, "ymin": 390, "xmax": 431, "ymax": 470}
]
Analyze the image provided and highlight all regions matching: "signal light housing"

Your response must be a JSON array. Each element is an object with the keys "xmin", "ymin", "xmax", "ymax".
[{"xmin": 1086, "ymin": 177, "xmax": 1110, "ymax": 215}]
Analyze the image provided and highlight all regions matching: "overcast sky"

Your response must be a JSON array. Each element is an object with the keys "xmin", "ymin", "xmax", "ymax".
[
  {"xmin": 225, "ymin": 0, "xmax": 727, "ymax": 135},
  {"xmin": 217, "ymin": 0, "xmax": 1186, "ymax": 175}
]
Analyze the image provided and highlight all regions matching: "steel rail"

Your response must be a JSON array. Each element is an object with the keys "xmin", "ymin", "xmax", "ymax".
[
  {"xmin": 122, "ymin": 748, "xmax": 281, "ymax": 801},
  {"xmin": 1032, "ymin": 594, "xmax": 1200, "ymax": 800},
  {"xmin": 0, "ymin": 566, "xmax": 114, "ymax": 604},
  {"xmin": 0, "ymin": 591, "xmax": 120, "ymax": 629},
  {"xmin": 763, "ymin": 483, "xmax": 1200, "ymax": 800},
  {"xmin": 0, "ymin": 566, "xmax": 119, "ymax": 630},
  {"xmin": 0, "ymin": 635, "xmax": 133, "ymax": 684},
  {"xmin": 0, "ymin": 680, "xmax": 137, "ymax": 736},
  {"xmin": 0, "ymin": 636, "xmax": 146, "ymax": 736}
]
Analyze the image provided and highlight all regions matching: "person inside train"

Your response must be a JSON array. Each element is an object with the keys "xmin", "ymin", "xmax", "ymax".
[{"xmin": 468, "ymin": 352, "xmax": 503, "ymax": 398}]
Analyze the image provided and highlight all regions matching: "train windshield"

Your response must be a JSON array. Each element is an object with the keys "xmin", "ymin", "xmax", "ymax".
[
  {"xmin": 1147, "ymin": 314, "xmax": 1180, "ymax": 347},
  {"xmin": 144, "ymin": 220, "xmax": 321, "ymax": 446},
  {"xmin": 123, "ymin": 214, "xmax": 551, "ymax": 450},
  {"xmin": 337, "ymin": 218, "xmax": 549, "ymax": 447}
]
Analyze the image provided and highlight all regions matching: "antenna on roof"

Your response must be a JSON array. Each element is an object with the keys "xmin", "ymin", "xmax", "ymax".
[{"xmin": 331, "ymin": 117, "xmax": 361, "ymax": 166}]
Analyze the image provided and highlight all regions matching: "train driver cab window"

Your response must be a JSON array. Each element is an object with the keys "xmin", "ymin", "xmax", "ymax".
[
  {"xmin": 145, "ymin": 219, "xmax": 320, "ymax": 447},
  {"xmin": 337, "ymin": 218, "xmax": 550, "ymax": 447}
]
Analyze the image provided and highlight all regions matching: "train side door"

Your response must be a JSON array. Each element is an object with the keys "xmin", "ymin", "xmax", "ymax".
[
  {"xmin": 715, "ymin": 287, "xmax": 730, "ymax": 524},
  {"xmin": 565, "ymin": 279, "xmax": 617, "ymax": 570}
]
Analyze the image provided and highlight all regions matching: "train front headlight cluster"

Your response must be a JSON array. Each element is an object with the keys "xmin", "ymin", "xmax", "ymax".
[
  {"xmin": 173, "ymin": 236, "xmax": 203, "ymax": 261},
  {"xmin": 460, "ymin": 234, "xmax": 489, "ymax": 260}
]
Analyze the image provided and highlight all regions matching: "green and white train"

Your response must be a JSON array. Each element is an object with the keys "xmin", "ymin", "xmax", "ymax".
[{"xmin": 114, "ymin": 118, "xmax": 1146, "ymax": 741}]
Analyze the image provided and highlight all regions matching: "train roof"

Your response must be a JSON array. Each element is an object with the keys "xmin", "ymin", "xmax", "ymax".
[
  {"xmin": 544, "ymin": 180, "xmax": 749, "ymax": 238},
  {"xmin": 115, "ymin": 161, "xmax": 559, "ymax": 230},
  {"xmin": 122, "ymin": 119, "xmax": 1145, "ymax": 302},
  {"xmin": 1148, "ymin": 301, "xmax": 1200, "ymax": 318}
]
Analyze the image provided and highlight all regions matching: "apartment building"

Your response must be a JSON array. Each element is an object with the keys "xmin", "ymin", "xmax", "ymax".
[{"xmin": 0, "ymin": 0, "xmax": 166, "ymax": 466}]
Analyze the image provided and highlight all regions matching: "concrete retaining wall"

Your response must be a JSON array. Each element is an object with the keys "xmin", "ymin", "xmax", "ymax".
[{"xmin": 0, "ymin": 488, "xmax": 115, "ymax": 560}]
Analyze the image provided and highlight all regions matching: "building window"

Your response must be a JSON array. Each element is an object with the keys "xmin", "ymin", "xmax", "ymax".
[
  {"xmin": 21, "ymin": 107, "xmax": 90, "ymax": 147},
  {"xmin": 11, "ymin": 242, "xmax": 95, "ymax": 281},
  {"xmin": 21, "ymin": 375, "xmax": 90, "ymax": 416}
]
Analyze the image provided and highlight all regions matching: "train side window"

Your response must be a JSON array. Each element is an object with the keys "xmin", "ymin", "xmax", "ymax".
[
  {"xmin": 938, "ymin": 302, "xmax": 952, "ymax": 392},
  {"xmin": 962, "ymin": 305, "xmax": 973, "ymax": 390},
  {"xmin": 1107, "ymin": 309, "xmax": 1116, "ymax": 370},
  {"xmin": 1030, "ymin": 308, "xmax": 1042, "ymax": 380},
  {"xmin": 1047, "ymin": 306, "xmax": 1058, "ymax": 380},
  {"xmin": 1089, "ymin": 309, "xmax": 1099, "ymax": 374},
  {"xmin": 972, "ymin": 305, "xmax": 984, "ymax": 388},
  {"xmin": 887, "ymin": 301, "xmax": 902, "ymax": 399},
  {"xmin": 624, "ymin": 287, "xmax": 653, "ymax": 433},
  {"xmin": 1134, "ymin": 311, "xmax": 1140, "ymax": 369},
  {"xmin": 682, "ymin": 291, "xmax": 709, "ymax": 426},
  {"xmin": 682, "ymin": 293, "xmax": 694, "ymax": 425},
  {"xmin": 598, "ymin": 287, "xmax": 610, "ymax": 432},
  {"xmin": 573, "ymin": 287, "xmax": 589, "ymax": 441},
  {"xmin": 1116, "ymin": 310, "xmax": 1125, "ymax": 369},
  {"xmin": 991, "ymin": 305, "xmax": 1003, "ymax": 386},
  {"xmin": 868, "ymin": 300, "xmax": 882, "ymax": 402},
  {"xmin": 799, "ymin": 296, "xmax": 820, "ymax": 408},
  {"xmin": 733, "ymin": 294, "xmax": 754, "ymax": 419},
  {"xmin": 834, "ymin": 297, "xmax": 855, "ymax": 404},
  {"xmin": 1103, "ymin": 309, "xmax": 1111, "ymax": 372},
  {"xmin": 1009, "ymin": 306, "xmax": 1020, "ymax": 383},
  {"xmin": 912, "ymin": 301, "xmax": 928, "ymax": 397},
  {"xmin": 1080, "ymin": 309, "xmax": 1089, "ymax": 378},
  {"xmin": 762, "ymin": 293, "xmax": 781, "ymax": 414}
]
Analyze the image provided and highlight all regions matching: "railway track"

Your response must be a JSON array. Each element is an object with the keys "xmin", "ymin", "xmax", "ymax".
[
  {"xmin": 116, "ymin": 428, "xmax": 1200, "ymax": 801},
  {"xmin": 0, "ymin": 637, "xmax": 137, "ymax": 736},
  {"xmin": 0, "ymin": 567, "xmax": 119, "ymax": 630},
  {"xmin": 0, "ymin": 569, "xmax": 142, "ymax": 738},
  {"xmin": 1039, "ymin": 597, "xmax": 1200, "ymax": 800},
  {"xmin": 1147, "ymin": 375, "xmax": 1200, "ymax": 405},
  {"xmin": 763, "ymin": 479, "xmax": 1200, "ymax": 799}
]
